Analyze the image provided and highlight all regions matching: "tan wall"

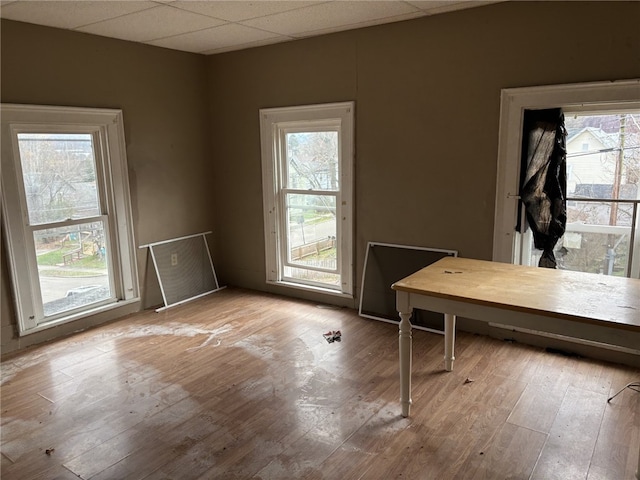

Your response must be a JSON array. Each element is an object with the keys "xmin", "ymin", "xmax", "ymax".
[
  {"xmin": 0, "ymin": 20, "xmax": 214, "ymax": 353},
  {"xmin": 207, "ymin": 1, "xmax": 640, "ymax": 306},
  {"xmin": 1, "ymin": 1, "xmax": 639, "ymax": 356}
]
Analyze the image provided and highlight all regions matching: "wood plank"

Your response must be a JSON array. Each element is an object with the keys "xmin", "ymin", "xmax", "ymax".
[
  {"xmin": 466, "ymin": 423, "xmax": 548, "ymax": 480},
  {"xmin": 531, "ymin": 385, "xmax": 608, "ymax": 480},
  {"xmin": 0, "ymin": 288, "xmax": 638, "ymax": 480},
  {"xmin": 588, "ymin": 369, "xmax": 640, "ymax": 479},
  {"xmin": 506, "ymin": 352, "xmax": 574, "ymax": 434}
]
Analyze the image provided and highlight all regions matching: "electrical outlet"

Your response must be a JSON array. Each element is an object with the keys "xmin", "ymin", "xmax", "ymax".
[{"xmin": 171, "ymin": 253, "xmax": 178, "ymax": 266}]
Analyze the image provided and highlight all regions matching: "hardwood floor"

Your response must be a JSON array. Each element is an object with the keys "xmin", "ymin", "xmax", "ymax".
[{"xmin": 1, "ymin": 288, "xmax": 639, "ymax": 479}]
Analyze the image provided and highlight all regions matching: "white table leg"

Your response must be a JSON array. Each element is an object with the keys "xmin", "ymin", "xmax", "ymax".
[
  {"xmin": 444, "ymin": 313, "xmax": 456, "ymax": 371},
  {"xmin": 397, "ymin": 291, "xmax": 413, "ymax": 417}
]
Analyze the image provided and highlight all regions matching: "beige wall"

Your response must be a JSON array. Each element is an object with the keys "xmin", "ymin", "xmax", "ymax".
[
  {"xmin": 207, "ymin": 1, "xmax": 640, "ymax": 306},
  {"xmin": 1, "ymin": 1, "xmax": 639, "ymax": 356},
  {"xmin": 0, "ymin": 20, "xmax": 214, "ymax": 353}
]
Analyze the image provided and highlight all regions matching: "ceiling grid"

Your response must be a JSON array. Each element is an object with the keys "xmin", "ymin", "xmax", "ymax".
[{"xmin": 0, "ymin": 0, "xmax": 502, "ymax": 55}]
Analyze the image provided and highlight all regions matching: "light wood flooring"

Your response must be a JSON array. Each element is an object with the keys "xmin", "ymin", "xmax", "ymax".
[{"xmin": 1, "ymin": 288, "xmax": 639, "ymax": 479}]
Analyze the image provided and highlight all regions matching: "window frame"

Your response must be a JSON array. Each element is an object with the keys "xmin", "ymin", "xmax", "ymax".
[
  {"xmin": 1, "ymin": 104, "xmax": 140, "ymax": 335},
  {"xmin": 492, "ymin": 79, "xmax": 640, "ymax": 279},
  {"xmin": 260, "ymin": 102, "xmax": 354, "ymax": 297}
]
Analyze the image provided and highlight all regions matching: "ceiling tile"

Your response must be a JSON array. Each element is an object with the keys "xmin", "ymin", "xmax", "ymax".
[
  {"xmin": 77, "ymin": 4, "xmax": 226, "ymax": 42},
  {"xmin": 408, "ymin": 0, "xmax": 500, "ymax": 15},
  {"xmin": 407, "ymin": 1, "xmax": 462, "ymax": 10},
  {"xmin": 0, "ymin": 1, "xmax": 155, "ymax": 30},
  {"xmin": 171, "ymin": 0, "xmax": 325, "ymax": 22},
  {"xmin": 241, "ymin": 1, "xmax": 424, "ymax": 37},
  {"xmin": 201, "ymin": 36, "xmax": 293, "ymax": 55},
  {"xmin": 148, "ymin": 22, "xmax": 284, "ymax": 54}
]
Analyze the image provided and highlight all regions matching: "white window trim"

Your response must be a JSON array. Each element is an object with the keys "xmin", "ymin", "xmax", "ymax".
[
  {"xmin": 1, "ymin": 104, "xmax": 140, "ymax": 335},
  {"xmin": 493, "ymin": 79, "xmax": 640, "ymax": 274},
  {"xmin": 260, "ymin": 102, "xmax": 354, "ymax": 297}
]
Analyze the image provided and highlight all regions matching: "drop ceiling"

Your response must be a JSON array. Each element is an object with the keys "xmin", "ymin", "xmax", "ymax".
[{"xmin": 0, "ymin": 0, "xmax": 502, "ymax": 55}]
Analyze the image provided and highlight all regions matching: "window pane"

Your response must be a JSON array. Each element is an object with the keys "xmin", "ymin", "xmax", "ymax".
[
  {"xmin": 286, "ymin": 193, "xmax": 337, "ymax": 271},
  {"xmin": 566, "ymin": 200, "xmax": 633, "ymax": 276},
  {"xmin": 527, "ymin": 200, "xmax": 634, "ymax": 276},
  {"xmin": 283, "ymin": 265, "xmax": 340, "ymax": 287},
  {"xmin": 565, "ymin": 113, "xmax": 639, "ymax": 200},
  {"xmin": 286, "ymin": 131, "xmax": 339, "ymax": 190},
  {"xmin": 17, "ymin": 133, "xmax": 100, "ymax": 224},
  {"xmin": 559, "ymin": 112, "xmax": 640, "ymax": 277},
  {"xmin": 35, "ymin": 221, "xmax": 112, "ymax": 317}
]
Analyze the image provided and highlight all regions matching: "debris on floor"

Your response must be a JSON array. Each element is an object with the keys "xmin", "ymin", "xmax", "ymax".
[
  {"xmin": 463, "ymin": 377, "xmax": 474, "ymax": 384},
  {"xmin": 45, "ymin": 448, "xmax": 55, "ymax": 455},
  {"xmin": 323, "ymin": 330, "xmax": 342, "ymax": 343}
]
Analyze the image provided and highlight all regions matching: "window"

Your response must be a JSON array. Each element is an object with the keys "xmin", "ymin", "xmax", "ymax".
[
  {"xmin": 493, "ymin": 80, "xmax": 640, "ymax": 279},
  {"xmin": 260, "ymin": 102, "xmax": 354, "ymax": 296},
  {"xmin": 1, "ymin": 104, "xmax": 139, "ymax": 335}
]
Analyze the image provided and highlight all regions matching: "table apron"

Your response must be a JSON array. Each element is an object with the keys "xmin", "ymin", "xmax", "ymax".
[{"xmin": 400, "ymin": 292, "xmax": 640, "ymax": 351}]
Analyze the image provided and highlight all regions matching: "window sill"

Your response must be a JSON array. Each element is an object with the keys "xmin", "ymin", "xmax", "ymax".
[
  {"xmin": 267, "ymin": 280, "xmax": 353, "ymax": 299},
  {"xmin": 18, "ymin": 297, "xmax": 140, "ymax": 337}
]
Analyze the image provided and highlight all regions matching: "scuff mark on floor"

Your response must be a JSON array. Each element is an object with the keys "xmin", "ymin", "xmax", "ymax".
[
  {"xmin": 1, "ymin": 323, "xmax": 233, "ymax": 384},
  {"xmin": 187, "ymin": 335, "xmax": 223, "ymax": 352}
]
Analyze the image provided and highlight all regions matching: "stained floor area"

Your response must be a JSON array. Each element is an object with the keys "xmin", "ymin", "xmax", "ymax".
[{"xmin": 1, "ymin": 288, "xmax": 639, "ymax": 479}]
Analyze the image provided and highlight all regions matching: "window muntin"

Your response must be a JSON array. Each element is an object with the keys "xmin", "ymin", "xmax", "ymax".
[
  {"xmin": 1, "ymin": 104, "xmax": 139, "ymax": 334},
  {"xmin": 260, "ymin": 103, "xmax": 354, "ymax": 296}
]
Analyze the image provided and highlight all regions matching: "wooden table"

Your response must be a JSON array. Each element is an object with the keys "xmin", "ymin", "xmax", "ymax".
[{"xmin": 392, "ymin": 257, "xmax": 640, "ymax": 478}]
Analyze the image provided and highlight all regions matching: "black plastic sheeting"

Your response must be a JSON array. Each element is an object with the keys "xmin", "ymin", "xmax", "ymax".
[{"xmin": 518, "ymin": 108, "xmax": 567, "ymax": 268}]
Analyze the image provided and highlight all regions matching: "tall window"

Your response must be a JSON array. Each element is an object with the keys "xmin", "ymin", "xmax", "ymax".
[
  {"xmin": 493, "ymin": 81, "xmax": 640, "ymax": 279},
  {"xmin": 1, "ymin": 105, "xmax": 139, "ymax": 334},
  {"xmin": 260, "ymin": 102, "xmax": 354, "ymax": 296}
]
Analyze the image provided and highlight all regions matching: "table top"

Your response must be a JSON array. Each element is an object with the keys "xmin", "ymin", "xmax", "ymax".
[{"xmin": 392, "ymin": 257, "xmax": 640, "ymax": 332}]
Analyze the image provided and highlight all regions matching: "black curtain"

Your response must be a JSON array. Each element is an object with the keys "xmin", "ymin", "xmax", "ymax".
[{"xmin": 519, "ymin": 108, "xmax": 567, "ymax": 269}]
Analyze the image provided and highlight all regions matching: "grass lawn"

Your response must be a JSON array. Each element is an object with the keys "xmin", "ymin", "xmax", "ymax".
[{"xmin": 37, "ymin": 246, "xmax": 107, "ymax": 276}]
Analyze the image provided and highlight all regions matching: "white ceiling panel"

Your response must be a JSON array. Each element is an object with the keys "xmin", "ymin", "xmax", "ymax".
[
  {"xmin": 0, "ymin": 0, "xmax": 506, "ymax": 55},
  {"xmin": 77, "ymin": 4, "xmax": 226, "ymax": 42},
  {"xmin": 172, "ymin": 1, "xmax": 324, "ymax": 22},
  {"xmin": 408, "ymin": 0, "xmax": 501, "ymax": 15},
  {"xmin": 241, "ymin": 1, "xmax": 424, "ymax": 37},
  {"xmin": 201, "ymin": 35, "xmax": 293, "ymax": 55},
  {"xmin": 0, "ymin": 0, "xmax": 155, "ymax": 30},
  {"xmin": 149, "ymin": 23, "xmax": 284, "ymax": 54}
]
